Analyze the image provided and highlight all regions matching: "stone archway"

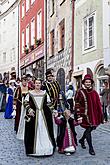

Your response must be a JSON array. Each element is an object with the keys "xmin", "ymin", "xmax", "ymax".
[
  {"xmin": 57, "ymin": 68, "xmax": 65, "ymax": 93},
  {"xmin": 96, "ymin": 66, "xmax": 109, "ymax": 93}
]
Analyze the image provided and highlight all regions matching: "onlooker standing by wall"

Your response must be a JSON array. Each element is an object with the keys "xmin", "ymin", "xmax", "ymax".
[
  {"xmin": 100, "ymin": 81, "xmax": 109, "ymax": 122},
  {"xmin": 66, "ymin": 84, "xmax": 74, "ymax": 113}
]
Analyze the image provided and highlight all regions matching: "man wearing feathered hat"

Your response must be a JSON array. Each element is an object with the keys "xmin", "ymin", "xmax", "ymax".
[
  {"xmin": 42, "ymin": 68, "xmax": 60, "ymax": 110},
  {"xmin": 74, "ymin": 74, "xmax": 103, "ymax": 155}
]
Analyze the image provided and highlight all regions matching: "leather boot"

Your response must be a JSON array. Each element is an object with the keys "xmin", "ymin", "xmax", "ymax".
[
  {"xmin": 89, "ymin": 147, "xmax": 95, "ymax": 155},
  {"xmin": 79, "ymin": 139, "xmax": 86, "ymax": 149}
]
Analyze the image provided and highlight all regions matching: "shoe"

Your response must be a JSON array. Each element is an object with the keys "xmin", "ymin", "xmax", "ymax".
[
  {"xmin": 58, "ymin": 148, "xmax": 64, "ymax": 154},
  {"xmin": 65, "ymin": 153, "xmax": 71, "ymax": 156},
  {"xmin": 79, "ymin": 139, "xmax": 86, "ymax": 149},
  {"xmin": 89, "ymin": 148, "xmax": 95, "ymax": 155}
]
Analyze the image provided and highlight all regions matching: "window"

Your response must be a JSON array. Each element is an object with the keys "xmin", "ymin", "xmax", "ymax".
[
  {"xmin": 58, "ymin": 19, "xmax": 65, "ymax": 52},
  {"xmin": 49, "ymin": 30, "xmax": 54, "ymax": 56},
  {"xmin": 31, "ymin": 0, "xmax": 35, "ymax": 5},
  {"xmin": 26, "ymin": 25, "xmax": 29, "ymax": 48},
  {"xmin": 31, "ymin": 19, "xmax": 35, "ymax": 45},
  {"xmin": 60, "ymin": 0, "xmax": 65, "ymax": 6},
  {"xmin": 50, "ymin": 0, "xmax": 54, "ymax": 17},
  {"xmin": 83, "ymin": 12, "xmax": 96, "ymax": 50},
  {"xmin": 26, "ymin": 0, "xmax": 29, "ymax": 12},
  {"xmin": 37, "ymin": 11, "xmax": 42, "ymax": 39},
  {"xmin": 22, "ymin": 31, "xmax": 24, "ymax": 53},
  {"xmin": 22, "ymin": 3, "xmax": 25, "ymax": 18},
  {"xmin": 3, "ymin": 52, "xmax": 6, "ymax": 63}
]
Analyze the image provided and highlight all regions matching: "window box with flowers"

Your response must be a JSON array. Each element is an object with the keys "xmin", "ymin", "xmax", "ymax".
[{"xmin": 35, "ymin": 39, "xmax": 41, "ymax": 47}]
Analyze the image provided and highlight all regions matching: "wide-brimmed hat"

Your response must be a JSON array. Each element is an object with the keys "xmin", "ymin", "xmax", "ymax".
[{"xmin": 82, "ymin": 74, "xmax": 94, "ymax": 84}]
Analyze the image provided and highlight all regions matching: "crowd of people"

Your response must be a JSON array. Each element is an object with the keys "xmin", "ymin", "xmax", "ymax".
[{"xmin": 0, "ymin": 69, "xmax": 110, "ymax": 157}]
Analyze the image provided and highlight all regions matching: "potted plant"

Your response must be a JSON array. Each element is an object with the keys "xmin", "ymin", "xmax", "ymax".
[
  {"xmin": 24, "ymin": 45, "xmax": 29, "ymax": 54},
  {"xmin": 29, "ymin": 45, "xmax": 34, "ymax": 51},
  {"xmin": 35, "ymin": 39, "xmax": 41, "ymax": 47}
]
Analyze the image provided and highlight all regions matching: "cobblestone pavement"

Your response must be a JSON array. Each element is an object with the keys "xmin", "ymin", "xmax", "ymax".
[{"xmin": 0, "ymin": 112, "xmax": 110, "ymax": 165}]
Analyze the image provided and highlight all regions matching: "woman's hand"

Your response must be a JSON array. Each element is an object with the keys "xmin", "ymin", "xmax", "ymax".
[
  {"xmin": 13, "ymin": 104, "xmax": 16, "ymax": 110},
  {"xmin": 53, "ymin": 110, "xmax": 58, "ymax": 117},
  {"xmin": 28, "ymin": 109, "xmax": 35, "ymax": 117}
]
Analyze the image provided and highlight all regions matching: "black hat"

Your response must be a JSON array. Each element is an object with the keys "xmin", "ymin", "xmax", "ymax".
[
  {"xmin": 45, "ymin": 68, "xmax": 54, "ymax": 76},
  {"xmin": 26, "ymin": 74, "xmax": 32, "ymax": 78},
  {"xmin": 16, "ymin": 77, "xmax": 21, "ymax": 82}
]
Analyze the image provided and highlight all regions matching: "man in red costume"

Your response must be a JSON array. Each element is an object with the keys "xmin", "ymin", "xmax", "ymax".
[{"xmin": 75, "ymin": 74, "xmax": 103, "ymax": 155}]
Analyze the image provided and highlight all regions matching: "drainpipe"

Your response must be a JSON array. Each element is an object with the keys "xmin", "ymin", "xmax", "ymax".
[
  {"xmin": 17, "ymin": 2, "xmax": 20, "ymax": 77},
  {"xmin": 44, "ymin": 0, "xmax": 47, "ymax": 76},
  {"xmin": 70, "ymin": 0, "xmax": 75, "ymax": 80}
]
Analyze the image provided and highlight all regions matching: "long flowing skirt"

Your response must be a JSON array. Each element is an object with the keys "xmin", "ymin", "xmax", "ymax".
[
  {"xmin": 4, "ymin": 96, "xmax": 13, "ymax": 119},
  {"xmin": 16, "ymin": 105, "xmax": 26, "ymax": 140},
  {"xmin": 25, "ymin": 110, "xmax": 53, "ymax": 156}
]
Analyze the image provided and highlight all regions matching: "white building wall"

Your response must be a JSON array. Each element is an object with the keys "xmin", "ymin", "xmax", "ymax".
[
  {"xmin": 0, "ymin": 0, "xmax": 18, "ymax": 77},
  {"xmin": 103, "ymin": 0, "xmax": 110, "ymax": 68}
]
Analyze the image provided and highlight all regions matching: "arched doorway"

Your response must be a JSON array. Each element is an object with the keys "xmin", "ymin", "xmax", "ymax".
[
  {"xmin": 87, "ymin": 68, "xmax": 93, "ymax": 78},
  {"xmin": 57, "ymin": 68, "xmax": 65, "ymax": 93}
]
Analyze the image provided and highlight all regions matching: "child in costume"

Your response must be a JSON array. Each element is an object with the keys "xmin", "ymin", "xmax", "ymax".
[{"xmin": 54, "ymin": 92, "xmax": 82, "ymax": 155}]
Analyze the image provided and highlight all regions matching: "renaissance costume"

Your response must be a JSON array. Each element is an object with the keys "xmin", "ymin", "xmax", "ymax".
[
  {"xmin": 74, "ymin": 74, "xmax": 103, "ymax": 155},
  {"xmin": 54, "ymin": 114, "xmax": 79, "ymax": 154},
  {"xmin": 16, "ymin": 85, "xmax": 28, "ymax": 139},
  {"xmin": 23, "ymin": 90, "xmax": 55, "ymax": 156},
  {"xmin": 14, "ymin": 85, "xmax": 28, "ymax": 134},
  {"xmin": 75, "ymin": 87, "xmax": 103, "ymax": 128},
  {"xmin": 4, "ymin": 86, "xmax": 15, "ymax": 119},
  {"xmin": 42, "ymin": 80, "xmax": 60, "ymax": 110}
]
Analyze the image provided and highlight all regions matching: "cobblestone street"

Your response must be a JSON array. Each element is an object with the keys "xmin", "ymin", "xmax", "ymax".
[{"xmin": 0, "ymin": 112, "xmax": 110, "ymax": 165}]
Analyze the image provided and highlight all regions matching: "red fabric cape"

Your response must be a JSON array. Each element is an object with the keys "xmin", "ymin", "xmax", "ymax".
[{"xmin": 75, "ymin": 88, "xmax": 103, "ymax": 128}]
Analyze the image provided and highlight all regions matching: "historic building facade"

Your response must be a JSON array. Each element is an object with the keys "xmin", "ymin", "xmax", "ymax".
[
  {"xmin": 20, "ymin": 0, "xmax": 44, "ymax": 80},
  {"xmin": 73, "ymin": 0, "xmax": 110, "ymax": 93},
  {"xmin": 0, "ymin": 0, "xmax": 19, "ymax": 80},
  {"xmin": 46, "ymin": 0, "xmax": 75, "ymax": 92}
]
